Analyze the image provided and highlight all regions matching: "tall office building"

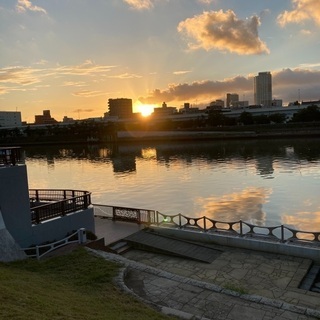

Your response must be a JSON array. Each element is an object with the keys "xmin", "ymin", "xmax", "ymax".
[
  {"xmin": 254, "ymin": 72, "xmax": 272, "ymax": 106},
  {"xmin": 108, "ymin": 98, "xmax": 133, "ymax": 119},
  {"xmin": 226, "ymin": 93, "xmax": 239, "ymax": 107}
]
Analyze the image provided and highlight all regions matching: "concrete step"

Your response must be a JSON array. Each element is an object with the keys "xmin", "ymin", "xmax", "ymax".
[
  {"xmin": 108, "ymin": 241, "xmax": 132, "ymax": 255},
  {"xmin": 300, "ymin": 264, "xmax": 320, "ymax": 290}
]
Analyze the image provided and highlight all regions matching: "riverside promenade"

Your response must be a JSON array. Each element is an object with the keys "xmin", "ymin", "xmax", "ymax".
[{"xmin": 93, "ymin": 217, "xmax": 320, "ymax": 320}]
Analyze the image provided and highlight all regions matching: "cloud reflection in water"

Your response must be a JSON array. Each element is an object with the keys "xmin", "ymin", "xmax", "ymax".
[{"xmin": 195, "ymin": 187, "xmax": 272, "ymax": 226}]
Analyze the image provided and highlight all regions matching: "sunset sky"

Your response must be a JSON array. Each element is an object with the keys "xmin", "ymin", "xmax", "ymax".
[{"xmin": 1, "ymin": 0, "xmax": 320, "ymax": 122}]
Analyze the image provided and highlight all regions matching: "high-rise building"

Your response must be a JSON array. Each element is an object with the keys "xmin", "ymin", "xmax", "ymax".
[
  {"xmin": 108, "ymin": 98, "xmax": 133, "ymax": 119},
  {"xmin": 254, "ymin": 72, "xmax": 272, "ymax": 106},
  {"xmin": 226, "ymin": 93, "xmax": 239, "ymax": 107}
]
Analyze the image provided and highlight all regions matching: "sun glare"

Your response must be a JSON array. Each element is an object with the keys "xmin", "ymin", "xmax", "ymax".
[{"xmin": 137, "ymin": 103, "xmax": 155, "ymax": 117}]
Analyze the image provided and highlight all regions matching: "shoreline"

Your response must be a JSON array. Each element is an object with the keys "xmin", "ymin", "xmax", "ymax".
[{"xmin": 1, "ymin": 128, "xmax": 320, "ymax": 146}]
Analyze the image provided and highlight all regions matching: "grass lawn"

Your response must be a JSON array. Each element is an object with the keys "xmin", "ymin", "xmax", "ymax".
[{"xmin": 0, "ymin": 247, "xmax": 175, "ymax": 320}]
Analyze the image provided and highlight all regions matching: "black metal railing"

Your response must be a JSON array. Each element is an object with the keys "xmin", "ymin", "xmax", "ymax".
[
  {"xmin": 0, "ymin": 146, "xmax": 23, "ymax": 166},
  {"xmin": 154, "ymin": 212, "xmax": 320, "ymax": 244},
  {"xmin": 93, "ymin": 204, "xmax": 320, "ymax": 245},
  {"xmin": 30, "ymin": 189, "xmax": 91, "ymax": 224},
  {"xmin": 93, "ymin": 203, "xmax": 157, "ymax": 224}
]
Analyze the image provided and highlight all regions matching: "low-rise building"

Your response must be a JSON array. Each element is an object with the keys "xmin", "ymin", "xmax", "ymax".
[{"xmin": 35, "ymin": 110, "xmax": 58, "ymax": 125}]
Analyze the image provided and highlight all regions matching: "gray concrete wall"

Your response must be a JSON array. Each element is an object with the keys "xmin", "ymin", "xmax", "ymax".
[
  {"xmin": 28, "ymin": 208, "xmax": 95, "ymax": 247},
  {"xmin": 0, "ymin": 165, "xmax": 32, "ymax": 246},
  {"xmin": 152, "ymin": 226, "xmax": 320, "ymax": 263},
  {"xmin": 0, "ymin": 164, "xmax": 95, "ymax": 248}
]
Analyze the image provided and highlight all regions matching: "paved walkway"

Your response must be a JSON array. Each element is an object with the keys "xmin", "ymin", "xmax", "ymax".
[{"xmin": 93, "ymin": 217, "xmax": 320, "ymax": 320}]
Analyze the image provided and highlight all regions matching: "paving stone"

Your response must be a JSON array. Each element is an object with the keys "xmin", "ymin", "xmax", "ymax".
[
  {"xmin": 228, "ymin": 304, "xmax": 266, "ymax": 320},
  {"xmin": 87, "ymin": 239, "xmax": 320, "ymax": 320}
]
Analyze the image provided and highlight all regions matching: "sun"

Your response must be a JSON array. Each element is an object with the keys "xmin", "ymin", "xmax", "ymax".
[{"xmin": 136, "ymin": 103, "xmax": 155, "ymax": 117}]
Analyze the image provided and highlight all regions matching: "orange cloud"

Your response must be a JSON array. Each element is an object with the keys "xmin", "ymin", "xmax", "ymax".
[
  {"xmin": 108, "ymin": 73, "xmax": 142, "ymax": 79},
  {"xmin": 278, "ymin": 0, "xmax": 320, "ymax": 27},
  {"xmin": 0, "ymin": 61, "xmax": 116, "ymax": 95},
  {"xmin": 0, "ymin": 66, "xmax": 41, "ymax": 85},
  {"xmin": 56, "ymin": 60, "xmax": 116, "ymax": 76},
  {"xmin": 178, "ymin": 10, "xmax": 269, "ymax": 55},
  {"xmin": 16, "ymin": 0, "xmax": 46, "ymax": 14},
  {"xmin": 72, "ymin": 90, "xmax": 106, "ymax": 98},
  {"xmin": 123, "ymin": 0, "xmax": 154, "ymax": 10}
]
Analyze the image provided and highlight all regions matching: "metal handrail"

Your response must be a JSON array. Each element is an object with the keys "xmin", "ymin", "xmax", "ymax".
[
  {"xmin": 155, "ymin": 212, "xmax": 320, "ymax": 243},
  {"xmin": 30, "ymin": 189, "xmax": 91, "ymax": 224},
  {"xmin": 93, "ymin": 204, "xmax": 320, "ymax": 244},
  {"xmin": 22, "ymin": 228, "xmax": 87, "ymax": 259}
]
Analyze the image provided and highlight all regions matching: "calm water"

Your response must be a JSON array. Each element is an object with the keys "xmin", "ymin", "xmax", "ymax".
[{"xmin": 24, "ymin": 138, "xmax": 320, "ymax": 231}]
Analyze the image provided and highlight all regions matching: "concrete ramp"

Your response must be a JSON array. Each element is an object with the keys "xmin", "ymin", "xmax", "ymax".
[
  {"xmin": 0, "ymin": 210, "xmax": 27, "ymax": 262},
  {"xmin": 124, "ymin": 230, "xmax": 221, "ymax": 263}
]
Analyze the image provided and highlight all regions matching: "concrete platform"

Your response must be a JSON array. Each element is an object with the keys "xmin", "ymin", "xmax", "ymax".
[{"xmin": 92, "ymin": 217, "xmax": 320, "ymax": 319}]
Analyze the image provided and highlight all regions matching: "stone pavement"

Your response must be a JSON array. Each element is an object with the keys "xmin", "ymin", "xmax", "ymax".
[
  {"xmin": 87, "ymin": 246, "xmax": 320, "ymax": 320},
  {"xmin": 92, "ymin": 218, "xmax": 320, "ymax": 319}
]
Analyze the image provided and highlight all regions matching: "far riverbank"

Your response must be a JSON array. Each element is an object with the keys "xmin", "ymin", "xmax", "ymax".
[{"xmin": 1, "ymin": 122, "xmax": 320, "ymax": 146}]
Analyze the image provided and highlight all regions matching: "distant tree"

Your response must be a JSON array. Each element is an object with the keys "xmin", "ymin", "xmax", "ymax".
[
  {"xmin": 291, "ymin": 105, "xmax": 320, "ymax": 122},
  {"xmin": 207, "ymin": 110, "xmax": 227, "ymax": 127},
  {"xmin": 253, "ymin": 114, "xmax": 270, "ymax": 125},
  {"xmin": 269, "ymin": 113, "xmax": 286, "ymax": 124},
  {"xmin": 238, "ymin": 111, "xmax": 254, "ymax": 125}
]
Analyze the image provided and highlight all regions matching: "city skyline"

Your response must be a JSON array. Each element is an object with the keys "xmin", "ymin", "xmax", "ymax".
[{"xmin": 1, "ymin": 0, "xmax": 320, "ymax": 122}]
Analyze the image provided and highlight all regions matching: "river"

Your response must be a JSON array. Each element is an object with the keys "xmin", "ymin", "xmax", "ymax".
[{"xmin": 24, "ymin": 138, "xmax": 320, "ymax": 232}]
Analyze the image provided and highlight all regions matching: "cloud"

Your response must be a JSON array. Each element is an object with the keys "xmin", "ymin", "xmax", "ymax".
[
  {"xmin": 0, "ymin": 61, "xmax": 114, "ymax": 86},
  {"xmin": 57, "ymin": 60, "xmax": 116, "ymax": 76},
  {"xmin": 0, "ymin": 66, "xmax": 41, "ymax": 85},
  {"xmin": 177, "ymin": 10, "xmax": 270, "ymax": 55},
  {"xmin": 139, "ymin": 68, "xmax": 320, "ymax": 105},
  {"xmin": 72, "ymin": 90, "xmax": 106, "ymax": 98},
  {"xmin": 16, "ymin": 0, "xmax": 46, "ymax": 14},
  {"xmin": 123, "ymin": 0, "xmax": 154, "ymax": 10},
  {"xmin": 63, "ymin": 81, "xmax": 86, "ymax": 87},
  {"xmin": 273, "ymin": 68, "xmax": 320, "ymax": 85},
  {"xmin": 278, "ymin": 0, "xmax": 320, "ymax": 26},
  {"xmin": 198, "ymin": 0, "xmax": 215, "ymax": 4},
  {"xmin": 173, "ymin": 70, "xmax": 192, "ymax": 75},
  {"xmin": 300, "ymin": 29, "xmax": 312, "ymax": 35},
  {"xmin": 272, "ymin": 68, "xmax": 320, "ymax": 102},
  {"xmin": 0, "ymin": 61, "xmax": 117, "ymax": 95},
  {"xmin": 299, "ymin": 62, "xmax": 320, "ymax": 68},
  {"xmin": 139, "ymin": 75, "xmax": 253, "ymax": 104},
  {"xmin": 109, "ymin": 73, "xmax": 142, "ymax": 79}
]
